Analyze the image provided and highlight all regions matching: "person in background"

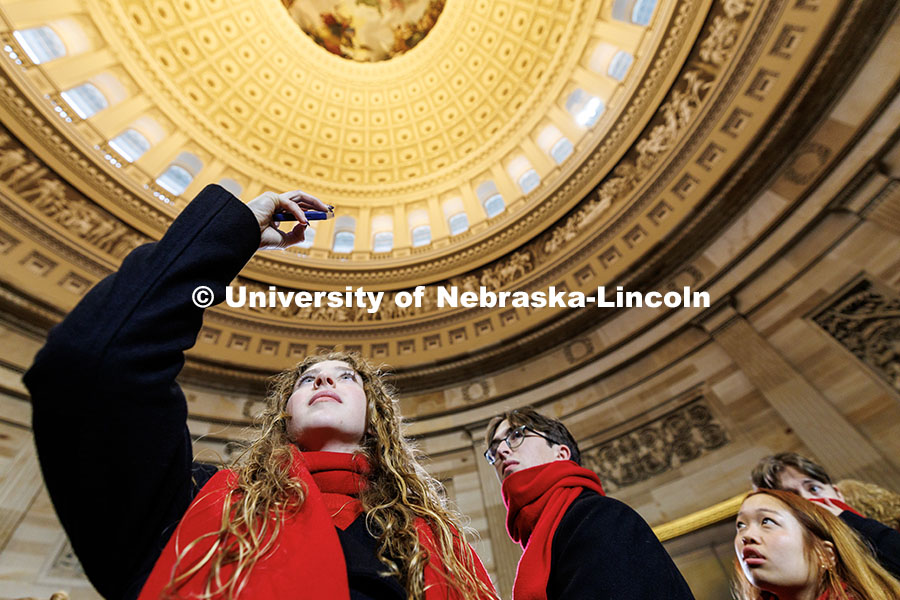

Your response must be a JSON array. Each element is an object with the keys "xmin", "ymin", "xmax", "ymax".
[
  {"xmin": 752, "ymin": 452, "xmax": 900, "ymax": 579},
  {"xmin": 734, "ymin": 488, "xmax": 900, "ymax": 600},
  {"xmin": 835, "ymin": 479, "xmax": 900, "ymax": 531},
  {"xmin": 483, "ymin": 407, "xmax": 695, "ymax": 600},
  {"xmin": 26, "ymin": 185, "xmax": 497, "ymax": 600}
]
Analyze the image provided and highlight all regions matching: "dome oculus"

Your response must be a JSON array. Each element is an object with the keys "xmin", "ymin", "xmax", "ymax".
[{"xmin": 282, "ymin": 0, "xmax": 445, "ymax": 62}]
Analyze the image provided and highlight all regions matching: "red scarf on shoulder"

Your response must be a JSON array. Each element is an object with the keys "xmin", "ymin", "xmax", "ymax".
[
  {"xmin": 139, "ymin": 448, "xmax": 495, "ymax": 599},
  {"xmin": 502, "ymin": 460, "xmax": 605, "ymax": 600}
]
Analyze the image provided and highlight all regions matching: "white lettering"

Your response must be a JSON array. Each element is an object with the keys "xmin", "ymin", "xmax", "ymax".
[
  {"xmin": 225, "ymin": 285, "xmax": 244, "ymax": 307},
  {"xmin": 437, "ymin": 286, "xmax": 457, "ymax": 307},
  {"xmin": 596, "ymin": 286, "xmax": 615, "ymax": 307},
  {"xmin": 547, "ymin": 286, "xmax": 566, "ymax": 307}
]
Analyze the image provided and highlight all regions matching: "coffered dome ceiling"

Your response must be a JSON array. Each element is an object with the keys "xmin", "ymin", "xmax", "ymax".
[{"xmin": 0, "ymin": 0, "xmax": 887, "ymax": 391}]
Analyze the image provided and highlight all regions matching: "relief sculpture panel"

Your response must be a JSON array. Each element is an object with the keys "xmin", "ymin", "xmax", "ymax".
[
  {"xmin": 581, "ymin": 398, "xmax": 729, "ymax": 492},
  {"xmin": 812, "ymin": 277, "xmax": 900, "ymax": 394}
]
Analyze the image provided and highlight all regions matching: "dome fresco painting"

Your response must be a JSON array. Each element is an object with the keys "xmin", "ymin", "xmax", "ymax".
[{"xmin": 282, "ymin": 0, "xmax": 445, "ymax": 62}]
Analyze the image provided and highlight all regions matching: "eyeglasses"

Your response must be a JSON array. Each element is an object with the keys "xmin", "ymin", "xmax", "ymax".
[{"xmin": 484, "ymin": 425, "xmax": 557, "ymax": 465}]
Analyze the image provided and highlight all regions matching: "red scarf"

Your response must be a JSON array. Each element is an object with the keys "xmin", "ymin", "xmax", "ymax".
[
  {"xmin": 808, "ymin": 497, "xmax": 863, "ymax": 517},
  {"xmin": 502, "ymin": 460, "xmax": 605, "ymax": 600},
  {"xmin": 306, "ymin": 451, "xmax": 367, "ymax": 530},
  {"xmin": 815, "ymin": 585, "xmax": 854, "ymax": 600},
  {"xmin": 139, "ymin": 448, "xmax": 495, "ymax": 599}
]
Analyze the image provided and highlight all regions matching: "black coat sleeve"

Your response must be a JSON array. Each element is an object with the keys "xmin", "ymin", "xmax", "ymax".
[
  {"xmin": 839, "ymin": 510, "xmax": 900, "ymax": 579},
  {"xmin": 547, "ymin": 491, "xmax": 695, "ymax": 600},
  {"xmin": 24, "ymin": 185, "xmax": 260, "ymax": 600}
]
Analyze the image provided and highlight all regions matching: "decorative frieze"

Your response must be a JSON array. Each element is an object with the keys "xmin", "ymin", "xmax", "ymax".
[
  {"xmin": 812, "ymin": 277, "xmax": 900, "ymax": 394},
  {"xmin": 581, "ymin": 398, "xmax": 729, "ymax": 491},
  {"xmin": 0, "ymin": 126, "xmax": 147, "ymax": 261}
]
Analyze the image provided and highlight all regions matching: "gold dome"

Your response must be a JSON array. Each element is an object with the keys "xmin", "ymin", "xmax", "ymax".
[{"xmin": 2, "ymin": 0, "xmax": 893, "ymax": 383}]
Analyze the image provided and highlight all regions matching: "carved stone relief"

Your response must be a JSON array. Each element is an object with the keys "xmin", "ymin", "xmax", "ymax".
[
  {"xmin": 0, "ymin": 126, "xmax": 148, "ymax": 260},
  {"xmin": 581, "ymin": 398, "xmax": 729, "ymax": 491},
  {"xmin": 812, "ymin": 277, "xmax": 900, "ymax": 393},
  {"xmin": 235, "ymin": 247, "xmax": 537, "ymax": 323}
]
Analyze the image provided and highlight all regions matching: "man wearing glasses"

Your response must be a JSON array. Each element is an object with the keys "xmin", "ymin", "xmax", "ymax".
[{"xmin": 484, "ymin": 408, "xmax": 694, "ymax": 600}]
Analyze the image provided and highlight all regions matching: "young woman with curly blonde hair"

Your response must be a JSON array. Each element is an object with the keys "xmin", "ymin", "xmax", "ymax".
[{"xmin": 26, "ymin": 186, "xmax": 497, "ymax": 600}]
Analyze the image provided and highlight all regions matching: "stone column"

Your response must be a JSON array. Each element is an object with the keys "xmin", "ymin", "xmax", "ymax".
[
  {"xmin": 700, "ymin": 306, "xmax": 900, "ymax": 490},
  {"xmin": 0, "ymin": 442, "xmax": 43, "ymax": 553},
  {"xmin": 467, "ymin": 428, "xmax": 520, "ymax": 600}
]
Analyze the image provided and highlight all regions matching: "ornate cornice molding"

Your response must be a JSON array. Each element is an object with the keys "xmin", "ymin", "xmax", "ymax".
[{"xmin": 1, "ymin": 0, "xmax": 891, "ymax": 393}]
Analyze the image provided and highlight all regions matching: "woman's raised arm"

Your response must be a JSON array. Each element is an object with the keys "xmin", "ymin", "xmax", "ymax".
[{"xmin": 25, "ymin": 184, "xmax": 324, "ymax": 599}]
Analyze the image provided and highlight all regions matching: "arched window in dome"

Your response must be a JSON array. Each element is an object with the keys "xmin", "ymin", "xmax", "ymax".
[
  {"xmin": 588, "ymin": 43, "xmax": 634, "ymax": 82},
  {"xmin": 448, "ymin": 212, "xmax": 469, "ymax": 235},
  {"xmin": 407, "ymin": 208, "xmax": 431, "ymax": 247},
  {"xmin": 608, "ymin": 51, "xmax": 634, "ymax": 81},
  {"xmin": 442, "ymin": 197, "xmax": 469, "ymax": 235},
  {"xmin": 156, "ymin": 152, "xmax": 203, "ymax": 197},
  {"xmin": 60, "ymin": 82, "xmax": 108, "ymax": 119},
  {"xmin": 506, "ymin": 156, "xmax": 541, "ymax": 195},
  {"xmin": 218, "ymin": 178, "xmax": 243, "ymax": 198},
  {"xmin": 550, "ymin": 139, "xmax": 574, "ymax": 163},
  {"xmin": 411, "ymin": 225, "xmax": 431, "ymax": 247},
  {"xmin": 128, "ymin": 116, "xmax": 167, "ymax": 146},
  {"xmin": 371, "ymin": 213, "xmax": 394, "ymax": 252},
  {"xmin": 156, "ymin": 166, "xmax": 192, "ymax": 196},
  {"xmin": 536, "ymin": 124, "xmax": 573, "ymax": 165},
  {"xmin": 332, "ymin": 216, "xmax": 356, "ymax": 253},
  {"xmin": 13, "ymin": 26, "xmax": 66, "ymax": 64},
  {"xmin": 333, "ymin": 231, "xmax": 355, "ymax": 253},
  {"xmin": 476, "ymin": 181, "xmax": 505, "ymax": 218},
  {"xmin": 612, "ymin": 0, "xmax": 658, "ymax": 26},
  {"xmin": 109, "ymin": 129, "xmax": 151, "ymax": 162},
  {"xmin": 565, "ymin": 89, "xmax": 605, "ymax": 128},
  {"xmin": 373, "ymin": 231, "xmax": 393, "ymax": 253}
]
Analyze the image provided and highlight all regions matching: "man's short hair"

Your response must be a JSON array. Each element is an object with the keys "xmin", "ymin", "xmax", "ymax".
[
  {"xmin": 751, "ymin": 452, "xmax": 833, "ymax": 490},
  {"xmin": 484, "ymin": 407, "xmax": 581, "ymax": 465}
]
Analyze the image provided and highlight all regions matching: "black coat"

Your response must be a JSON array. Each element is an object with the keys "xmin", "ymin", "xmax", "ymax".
[
  {"xmin": 839, "ymin": 510, "xmax": 900, "ymax": 580},
  {"xmin": 545, "ymin": 489, "xmax": 696, "ymax": 599},
  {"xmin": 25, "ymin": 185, "xmax": 402, "ymax": 600}
]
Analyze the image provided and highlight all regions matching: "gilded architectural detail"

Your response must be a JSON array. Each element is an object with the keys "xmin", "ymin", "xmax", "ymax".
[
  {"xmin": 535, "ymin": 0, "xmax": 754, "ymax": 260},
  {"xmin": 461, "ymin": 380, "xmax": 490, "ymax": 404},
  {"xmin": 540, "ymin": 68, "xmax": 715, "ymax": 258},
  {"xmin": 563, "ymin": 337, "xmax": 595, "ymax": 364},
  {"xmin": 236, "ymin": 247, "xmax": 536, "ymax": 322},
  {"xmin": 0, "ymin": 128, "xmax": 148, "ymax": 260},
  {"xmin": 700, "ymin": 0, "xmax": 752, "ymax": 65},
  {"xmin": 784, "ymin": 142, "xmax": 831, "ymax": 185},
  {"xmin": 812, "ymin": 277, "xmax": 900, "ymax": 393},
  {"xmin": 581, "ymin": 399, "xmax": 729, "ymax": 491},
  {"xmin": 0, "ymin": 0, "xmax": 882, "ymax": 381}
]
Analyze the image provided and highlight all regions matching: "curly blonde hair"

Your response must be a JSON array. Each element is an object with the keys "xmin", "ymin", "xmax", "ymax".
[
  {"xmin": 836, "ymin": 479, "xmax": 900, "ymax": 530},
  {"xmin": 733, "ymin": 489, "xmax": 900, "ymax": 600},
  {"xmin": 166, "ymin": 352, "xmax": 496, "ymax": 600}
]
